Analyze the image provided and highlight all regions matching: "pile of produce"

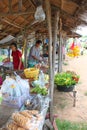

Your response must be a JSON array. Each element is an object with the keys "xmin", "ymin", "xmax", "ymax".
[
  {"xmin": 66, "ymin": 71, "xmax": 80, "ymax": 83},
  {"xmin": 31, "ymin": 85, "xmax": 48, "ymax": 96},
  {"xmin": 67, "ymin": 46, "xmax": 80, "ymax": 57},
  {"xmin": 54, "ymin": 71, "xmax": 79, "ymax": 87}
]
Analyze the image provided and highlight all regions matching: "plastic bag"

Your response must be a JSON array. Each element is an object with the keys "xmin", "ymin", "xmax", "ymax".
[
  {"xmin": 34, "ymin": 5, "xmax": 45, "ymax": 21},
  {"xmin": 1, "ymin": 76, "xmax": 21, "ymax": 97},
  {"xmin": 16, "ymin": 75, "xmax": 30, "ymax": 95}
]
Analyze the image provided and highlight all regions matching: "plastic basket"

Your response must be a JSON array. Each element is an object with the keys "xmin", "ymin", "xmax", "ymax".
[{"xmin": 24, "ymin": 68, "xmax": 39, "ymax": 79}]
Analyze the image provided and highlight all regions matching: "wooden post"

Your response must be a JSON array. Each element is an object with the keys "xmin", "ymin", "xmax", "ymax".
[
  {"xmin": 52, "ymin": 11, "xmax": 59, "ymax": 76},
  {"xmin": 23, "ymin": 37, "xmax": 28, "ymax": 68},
  {"xmin": 18, "ymin": 0, "xmax": 22, "ymax": 12},
  {"xmin": 58, "ymin": 18, "xmax": 63, "ymax": 72},
  {"xmin": 8, "ymin": 0, "xmax": 12, "ymax": 13},
  {"xmin": 45, "ymin": 0, "xmax": 53, "ymax": 122}
]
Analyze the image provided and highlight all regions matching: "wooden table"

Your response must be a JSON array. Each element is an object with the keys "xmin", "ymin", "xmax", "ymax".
[{"xmin": 0, "ymin": 105, "xmax": 18, "ymax": 128}]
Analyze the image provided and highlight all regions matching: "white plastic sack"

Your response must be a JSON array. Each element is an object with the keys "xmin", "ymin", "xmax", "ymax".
[
  {"xmin": 16, "ymin": 75, "xmax": 30, "ymax": 95},
  {"xmin": 34, "ymin": 5, "xmax": 45, "ymax": 21},
  {"xmin": 1, "ymin": 76, "xmax": 21, "ymax": 97}
]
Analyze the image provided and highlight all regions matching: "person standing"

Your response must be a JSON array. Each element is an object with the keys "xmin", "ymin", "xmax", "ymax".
[
  {"xmin": 3, "ymin": 42, "xmax": 24, "ymax": 70},
  {"xmin": 11, "ymin": 42, "xmax": 24, "ymax": 70},
  {"xmin": 28, "ymin": 40, "xmax": 42, "ymax": 67}
]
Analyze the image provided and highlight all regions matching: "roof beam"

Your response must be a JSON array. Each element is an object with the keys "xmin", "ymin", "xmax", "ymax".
[
  {"xmin": 67, "ymin": 0, "xmax": 81, "ymax": 6},
  {"xmin": 1, "ymin": 18, "xmax": 23, "ymax": 29},
  {"xmin": 30, "ymin": 0, "xmax": 37, "ymax": 7},
  {"xmin": 0, "ymin": 10, "xmax": 34, "ymax": 17},
  {"xmin": 52, "ymin": 5, "xmax": 87, "ymax": 26}
]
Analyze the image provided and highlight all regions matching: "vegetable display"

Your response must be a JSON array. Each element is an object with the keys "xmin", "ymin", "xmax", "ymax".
[
  {"xmin": 54, "ymin": 71, "xmax": 79, "ymax": 87},
  {"xmin": 31, "ymin": 85, "xmax": 48, "ymax": 96}
]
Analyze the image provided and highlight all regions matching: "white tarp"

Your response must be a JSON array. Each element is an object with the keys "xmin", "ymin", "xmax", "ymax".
[{"xmin": 0, "ymin": 35, "xmax": 15, "ymax": 44}]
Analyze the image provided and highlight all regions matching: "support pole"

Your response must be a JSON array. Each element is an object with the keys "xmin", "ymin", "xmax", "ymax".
[
  {"xmin": 8, "ymin": 0, "xmax": 12, "ymax": 13},
  {"xmin": 58, "ymin": 18, "xmax": 62, "ymax": 72},
  {"xmin": 18, "ymin": 0, "xmax": 22, "ymax": 12},
  {"xmin": 45, "ymin": 0, "xmax": 53, "ymax": 122},
  {"xmin": 23, "ymin": 37, "xmax": 27, "ymax": 68},
  {"xmin": 24, "ymin": 40, "xmax": 28, "ymax": 68},
  {"xmin": 52, "ymin": 11, "xmax": 59, "ymax": 76}
]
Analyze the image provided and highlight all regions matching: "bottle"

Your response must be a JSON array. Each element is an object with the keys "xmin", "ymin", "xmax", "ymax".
[{"xmin": 39, "ymin": 70, "xmax": 45, "ymax": 87}]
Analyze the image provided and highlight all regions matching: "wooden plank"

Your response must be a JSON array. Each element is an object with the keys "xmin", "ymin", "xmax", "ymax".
[
  {"xmin": 1, "ymin": 18, "xmax": 22, "ymax": 29},
  {"xmin": 0, "ymin": 10, "xmax": 34, "ymax": 17},
  {"xmin": 45, "ymin": 0, "xmax": 53, "ymax": 122}
]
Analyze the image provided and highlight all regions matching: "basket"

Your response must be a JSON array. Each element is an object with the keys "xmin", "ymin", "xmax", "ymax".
[{"xmin": 24, "ymin": 68, "xmax": 39, "ymax": 80}]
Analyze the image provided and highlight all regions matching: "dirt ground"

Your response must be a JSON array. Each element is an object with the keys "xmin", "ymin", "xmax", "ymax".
[{"xmin": 53, "ymin": 55, "xmax": 87, "ymax": 122}]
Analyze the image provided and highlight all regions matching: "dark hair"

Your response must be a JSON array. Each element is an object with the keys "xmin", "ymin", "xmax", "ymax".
[
  {"xmin": 10, "ymin": 42, "xmax": 17, "ymax": 49},
  {"xmin": 36, "ymin": 40, "xmax": 42, "ymax": 44}
]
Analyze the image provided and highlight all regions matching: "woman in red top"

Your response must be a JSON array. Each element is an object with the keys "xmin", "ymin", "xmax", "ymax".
[{"xmin": 10, "ymin": 42, "xmax": 24, "ymax": 70}]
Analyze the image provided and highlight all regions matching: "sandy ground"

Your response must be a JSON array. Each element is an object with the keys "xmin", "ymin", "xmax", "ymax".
[{"xmin": 53, "ymin": 55, "xmax": 87, "ymax": 122}]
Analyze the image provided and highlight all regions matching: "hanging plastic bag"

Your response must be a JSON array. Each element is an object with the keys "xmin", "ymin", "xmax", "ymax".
[{"xmin": 34, "ymin": 5, "xmax": 45, "ymax": 21}]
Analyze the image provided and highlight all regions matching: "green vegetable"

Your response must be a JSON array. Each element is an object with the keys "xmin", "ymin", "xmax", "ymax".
[
  {"xmin": 54, "ymin": 71, "xmax": 79, "ymax": 87},
  {"xmin": 31, "ymin": 86, "xmax": 48, "ymax": 96}
]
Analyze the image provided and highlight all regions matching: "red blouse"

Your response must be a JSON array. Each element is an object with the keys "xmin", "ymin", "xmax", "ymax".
[{"xmin": 12, "ymin": 50, "xmax": 24, "ymax": 70}]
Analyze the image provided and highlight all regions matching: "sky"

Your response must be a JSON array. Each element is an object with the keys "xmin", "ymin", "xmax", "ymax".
[{"xmin": 74, "ymin": 25, "xmax": 87, "ymax": 36}]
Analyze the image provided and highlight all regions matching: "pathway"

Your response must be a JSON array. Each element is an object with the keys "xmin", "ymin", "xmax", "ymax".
[{"xmin": 54, "ymin": 55, "xmax": 87, "ymax": 122}]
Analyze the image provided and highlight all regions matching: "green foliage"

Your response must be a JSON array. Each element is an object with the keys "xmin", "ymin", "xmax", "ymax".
[{"xmin": 56, "ymin": 119, "xmax": 87, "ymax": 130}]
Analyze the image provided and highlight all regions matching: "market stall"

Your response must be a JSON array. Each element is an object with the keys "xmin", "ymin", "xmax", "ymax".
[
  {"xmin": 0, "ymin": 63, "xmax": 50, "ymax": 130},
  {"xmin": 0, "ymin": 0, "xmax": 86, "ymax": 129}
]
